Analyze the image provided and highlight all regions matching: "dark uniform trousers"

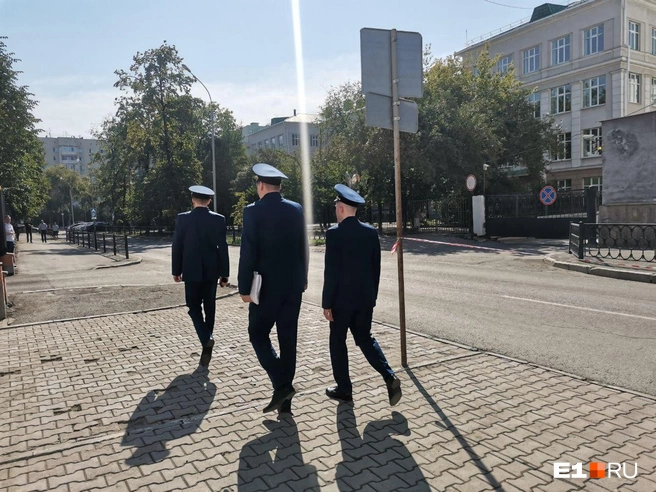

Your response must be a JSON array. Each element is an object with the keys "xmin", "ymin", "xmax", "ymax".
[
  {"xmin": 185, "ymin": 280, "xmax": 218, "ymax": 347},
  {"xmin": 248, "ymin": 291, "xmax": 302, "ymax": 391},
  {"xmin": 330, "ymin": 307, "xmax": 394, "ymax": 392}
]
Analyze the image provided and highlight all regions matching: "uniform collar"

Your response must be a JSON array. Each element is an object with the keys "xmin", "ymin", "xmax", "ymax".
[{"xmin": 261, "ymin": 191, "xmax": 282, "ymax": 202}]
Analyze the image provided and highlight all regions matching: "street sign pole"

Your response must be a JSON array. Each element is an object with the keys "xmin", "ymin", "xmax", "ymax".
[{"xmin": 391, "ymin": 29, "xmax": 408, "ymax": 367}]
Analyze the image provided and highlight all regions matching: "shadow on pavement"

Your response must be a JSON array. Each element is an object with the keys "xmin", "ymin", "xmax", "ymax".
[
  {"xmin": 238, "ymin": 416, "xmax": 319, "ymax": 491},
  {"xmin": 406, "ymin": 367, "xmax": 502, "ymax": 490},
  {"xmin": 335, "ymin": 403, "xmax": 430, "ymax": 491},
  {"xmin": 121, "ymin": 370, "xmax": 216, "ymax": 466}
]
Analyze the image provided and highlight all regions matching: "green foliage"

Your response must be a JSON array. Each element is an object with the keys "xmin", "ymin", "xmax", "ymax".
[
  {"xmin": 0, "ymin": 38, "xmax": 48, "ymax": 219},
  {"xmin": 41, "ymin": 166, "xmax": 92, "ymax": 224},
  {"xmin": 95, "ymin": 42, "xmax": 247, "ymax": 225}
]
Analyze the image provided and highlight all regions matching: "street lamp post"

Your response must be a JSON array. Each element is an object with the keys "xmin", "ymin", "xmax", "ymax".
[
  {"xmin": 182, "ymin": 64, "xmax": 217, "ymax": 212},
  {"xmin": 60, "ymin": 177, "xmax": 75, "ymax": 224}
]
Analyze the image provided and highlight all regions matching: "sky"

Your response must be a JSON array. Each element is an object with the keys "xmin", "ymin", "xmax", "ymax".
[{"xmin": 1, "ymin": 0, "xmax": 570, "ymax": 138}]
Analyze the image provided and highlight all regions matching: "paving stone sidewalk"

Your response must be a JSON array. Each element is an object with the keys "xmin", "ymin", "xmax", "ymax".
[{"xmin": 1, "ymin": 296, "xmax": 656, "ymax": 491}]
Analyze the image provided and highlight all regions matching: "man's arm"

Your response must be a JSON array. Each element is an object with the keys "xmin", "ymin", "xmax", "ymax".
[
  {"xmin": 217, "ymin": 215, "xmax": 230, "ymax": 279},
  {"xmin": 373, "ymin": 230, "xmax": 381, "ymax": 303},
  {"xmin": 171, "ymin": 214, "xmax": 185, "ymax": 278},
  {"xmin": 238, "ymin": 206, "xmax": 256, "ymax": 296},
  {"xmin": 322, "ymin": 228, "xmax": 339, "ymax": 309}
]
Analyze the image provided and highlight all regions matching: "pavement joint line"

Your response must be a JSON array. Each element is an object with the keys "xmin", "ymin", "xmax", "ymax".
[
  {"xmin": 16, "ymin": 283, "xmax": 183, "ymax": 294},
  {"xmin": 0, "ymin": 290, "xmax": 240, "ymax": 331},
  {"xmin": 0, "ymin": 352, "xmax": 482, "ymax": 467}
]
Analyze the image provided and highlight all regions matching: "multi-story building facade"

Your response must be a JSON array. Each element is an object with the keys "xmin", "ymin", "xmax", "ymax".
[
  {"xmin": 39, "ymin": 137, "xmax": 105, "ymax": 177},
  {"xmin": 457, "ymin": 0, "xmax": 656, "ymax": 191},
  {"xmin": 242, "ymin": 113, "xmax": 320, "ymax": 156}
]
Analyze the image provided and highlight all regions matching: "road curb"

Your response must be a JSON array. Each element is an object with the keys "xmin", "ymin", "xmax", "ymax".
[
  {"xmin": 544, "ymin": 255, "xmax": 656, "ymax": 283},
  {"xmin": 94, "ymin": 256, "xmax": 143, "ymax": 269}
]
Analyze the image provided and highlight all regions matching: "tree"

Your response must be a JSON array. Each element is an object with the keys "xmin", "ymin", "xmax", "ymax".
[
  {"xmin": 0, "ymin": 38, "xmax": 48, "ymax": 220},
  {"xmin": 41, "ymin": 166, "xmax": 92, "ymax": 225}
]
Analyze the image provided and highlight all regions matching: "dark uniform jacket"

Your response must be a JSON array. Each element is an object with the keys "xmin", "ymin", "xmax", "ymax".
[
  {"xmin": 322, "ymin": 216, "xmax": 381, "ymax": 311},
  {"xmin": 172, "ymin": 207, "xmax": 229, "ymax": 282},
  {"xmin": 238, "ymin": 192, "xmax": 308, "ymax": 299}
]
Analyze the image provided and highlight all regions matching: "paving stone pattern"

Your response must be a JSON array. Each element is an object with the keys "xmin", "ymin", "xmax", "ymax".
[{"xmin": 1, "ymin": 297, "xmax": 655, "ymax": 491}]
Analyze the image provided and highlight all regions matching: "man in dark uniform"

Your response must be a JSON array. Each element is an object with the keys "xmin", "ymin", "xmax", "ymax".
[
  {"xmin": 172, "ymin": 185, "xmax": 230, "ymax": 368},
  {"xmin": 322, "ymin": 184, "xmax": 402, "ymax": 406},
  {"xmin": 238, "ymin": 163, "xmax": 309, "ymax": 414}
]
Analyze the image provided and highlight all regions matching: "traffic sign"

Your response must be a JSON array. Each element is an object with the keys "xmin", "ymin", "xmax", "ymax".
[
  {"xmin": 466, "ymin": 174, "xmax": 477, "ymax": 192},
  {"xmin": 91, "ymin": 208, "xmax": 97, "ymax": 220},
  {"xmin": 539, "ymin": 186, "xmax": 557, "ymax": 206}
]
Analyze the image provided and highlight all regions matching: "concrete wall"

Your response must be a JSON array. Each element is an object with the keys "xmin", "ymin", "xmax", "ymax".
[{"xmin": 602, "ymin": 111, "xmax": 656, "ymax": 207}]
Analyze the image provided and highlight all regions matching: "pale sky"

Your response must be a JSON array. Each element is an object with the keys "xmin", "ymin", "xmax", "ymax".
[{"xmin": 1, "ymin": 0, "xmax": 570, "ymax": 138}]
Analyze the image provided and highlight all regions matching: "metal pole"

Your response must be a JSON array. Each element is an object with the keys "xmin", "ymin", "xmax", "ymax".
[
  {"xmin": 69, "ymin": 187, "xmax": 75, "ymax": 225},
  {"xmin": 211, "ymin": 108, "xmax": 217, "ymax": 212},
  {"xmin": 124, "ymin": 234, "xmax": 129, "ymax": 260},
  {"xmin": 391, "ymin": 29, "xmax": 408, "ymax": 367}
]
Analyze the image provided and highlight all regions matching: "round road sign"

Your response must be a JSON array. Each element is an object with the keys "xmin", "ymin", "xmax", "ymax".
[
  {"xmin": 466, "ymin": 174, "xmax": 477, "ymax": 192},
  {"xmin": 539, "ymin": 186, "xmax": 557, "ymax": 206}
]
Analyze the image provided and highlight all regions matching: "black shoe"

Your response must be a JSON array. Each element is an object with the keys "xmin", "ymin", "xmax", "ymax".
[
  {"xmin": 326, "ymin": 386, "xmax": 353, "ymax": 402},
  {"xmin": 199, "ymin": 339, "xmax": 214, "ymax": 367},
  {"xmin": 279, "ymin": 399, "xmax": 292, "ymax": 415},
  {"xmin": 263, "ymin": 386, "xmax": 296, "ymax": 413},
  {"xmin": 386, "ymin": 376, "xmax": 402, "ymax": 406}
]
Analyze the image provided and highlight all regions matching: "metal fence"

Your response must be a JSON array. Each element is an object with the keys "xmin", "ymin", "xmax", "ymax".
[
  {"xmin": 67, "ymin": 230, "xmax": 130, "ymax": 259},
  {"xmin": 371, "ymin": 197, "xmax": 473, "ymax": 236},
  {"xmin": 488, "ymin": 189, "xmax": 600, "ymax": 219},
  {"xmin": 569, "ymin": 222, "xmax": 656, "ymax": 262}
]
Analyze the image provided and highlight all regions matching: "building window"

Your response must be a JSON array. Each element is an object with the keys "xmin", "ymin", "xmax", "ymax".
[
  {"xmin": 497, "ymin": 54, "xmax": 513, "ymax": 73},
  {"xmin": 653, "ymin": 28, "xmax": 656, "ymax": 55},
  {"xmin": 584, "ymin": 176, "xmax": 603, "ymax": 191},
  {"xmin": 53, "ymin": 156, "xmax": 56, "ymax": 161},
  {"xmin": 584, "ymin": 25, "xmax": 604, "ymax": 55},
  {"xmin": 557, "ymin": 179, "xmax": 572, "ymax": 191},
  {"xmin": 257, "ymin": 141, "xmax": 263, "ymax": 148},
  {"xmin": 278, "ymin": 135, "xmax": 284, "ymax": 146},
  {"xmin": 583, "ymin": 75, "xmax": 606, "ymax": 108},
  {"xmin": 310, "ymin": 135, "xmax": 319, "ymax": 147},
  {"xmin": 527, "ymin": 92, "xmax": 540, "ymax": 118},
  {"xmin": 629, "ymin": 21, "xmax": 640, "ymax": 51},
  {"xmin": 551, "ymin": 35, "xmax": 571, "ymax": 65},
  {"xmin": 554, "ymin": 132, "xmax": 572, "ymax": 161},
  {"xmin": 652, "ymin": 77, "xmax": 656, "ymax": 103},
  {"xmin": 629, "ymin": 73, "xmax": 641, "ymax": 103},
  {"xmin": 292, "ymin": 134, "xmax": 300, "ymax": 146},
  {"xmin": 550, "ymin": 85, "xmax": 571, "ymax": 114},
  {"xmin": 523, "ymin": 46, "xmax": 540, "ymax": 74},
  {"xmin": 582, "ymin": 128, "xmax": 602, "ymax": 157}
]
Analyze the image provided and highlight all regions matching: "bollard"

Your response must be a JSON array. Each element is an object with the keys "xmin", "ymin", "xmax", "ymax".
[
  {"xmin": 578, "ymin": 221, "xmax": 585, "ymax": 260},
  {"xmin": 103, "ymin": 234, "xmax": 106, "ymax": 253},
  {"xmin": 113, "ymin": 234, "xmax": 117, "ymax": 256},
  {"xmin": 124, "ymin": 234, "xmax": 129, "ymax": 260},
  {"xmin": 0, "ymin": 269, "xmax": 6, "ymax": 320},
  {"xmin": 94, "ymin": 231, "xmax": 98, "ymax": 251}
]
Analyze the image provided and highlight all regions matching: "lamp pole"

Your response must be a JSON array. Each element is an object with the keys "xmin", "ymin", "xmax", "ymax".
[
  {"xmin": 60, "ymin": 177, "xmax": 75, "ymax": 224},
  {"xmin": 182, "ymin": 64, "xmax": 217, "ymax": 212}
]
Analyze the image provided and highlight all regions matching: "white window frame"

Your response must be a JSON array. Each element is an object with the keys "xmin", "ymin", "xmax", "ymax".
[
  {"xmin": 523, "ymin": 46, "xmax": 540, "ymax": 74},
  {"xmin": 310, "ymin": 135, "xmax": 319, "ymax": 147},
  {"xmin": 583, "ymin": 75, "xmax": 606, "ymax": 108},
  {"xmin": 584, "ymin": 177, "xmax": 603, "ymax": 191},
  {"xmin": 629, "ymin": 73, "xmax": 641, "ymax": 103},
  {"xmin": 554, "ymin": 132, "xmax": 572, "ymax": 161},
  {"xmin": 557, "ymin": 179, "xmax": 572, "ymax": 191},
  {"xmin": 551, "ymin": 35, "xmax": 571, "ymax": 65},
  {"xmin": 527, "ymin": 92, "xmax": 540, "ymax": 118},
  {"xmin": 278, "ymin": 135, "xmax": 284, "ymax": 146},
  {"xmin": 629, "ymin": 21, "xmax": 640, "ymax": 51},
  {"xmin": 584, "ymin": 25, "xmax": 604, "ymax": 56},
  {"xmin": 551, "ymin": 85, "xmax": 571, "ymax": 114},
  {"xmin": 582, "ymin": 128, "xmax": 602, "ymax": 158},
  {"xmin": 652, "ymin": 77, "xmax": 656, "ymax": 103},
  {"xmin": 497, "ymin": 54, "xmax": 513, "ymax": 73},
  {"xmin": 291, "ymin": 133, "xmax": 300, "ymax": 146}
]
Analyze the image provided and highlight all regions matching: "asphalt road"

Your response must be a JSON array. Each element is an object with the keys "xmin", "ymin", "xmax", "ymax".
[{"xmin": 6, "ymin": 235, "xmax": 656, "ymax": 396}]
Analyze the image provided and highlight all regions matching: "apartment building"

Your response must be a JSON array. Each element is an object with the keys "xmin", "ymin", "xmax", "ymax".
[
  {"xmin": 242, "ymin": 113, "xmax": 320, "ymax": 156},
  {"xmin": 39, "ymin": 136, "xmax": 104, "ymax": 177},
  {"xmin": 457, "ymin": 0, "xmax": 656, "ymax": 191}
]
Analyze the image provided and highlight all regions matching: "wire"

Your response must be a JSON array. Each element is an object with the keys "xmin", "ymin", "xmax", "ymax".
[{"xmin": 484, "ymin": 0, "xmax": 533, "ymax": 9}]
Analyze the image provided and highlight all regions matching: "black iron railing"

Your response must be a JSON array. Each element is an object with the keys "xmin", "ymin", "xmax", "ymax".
[
  {"xmin": 66, "ymin": 230, "xmax": 130, "ymax": 259},
  {"xmin": 569, "ymin": 222, "xmax": 656, "ymax": 262}
]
